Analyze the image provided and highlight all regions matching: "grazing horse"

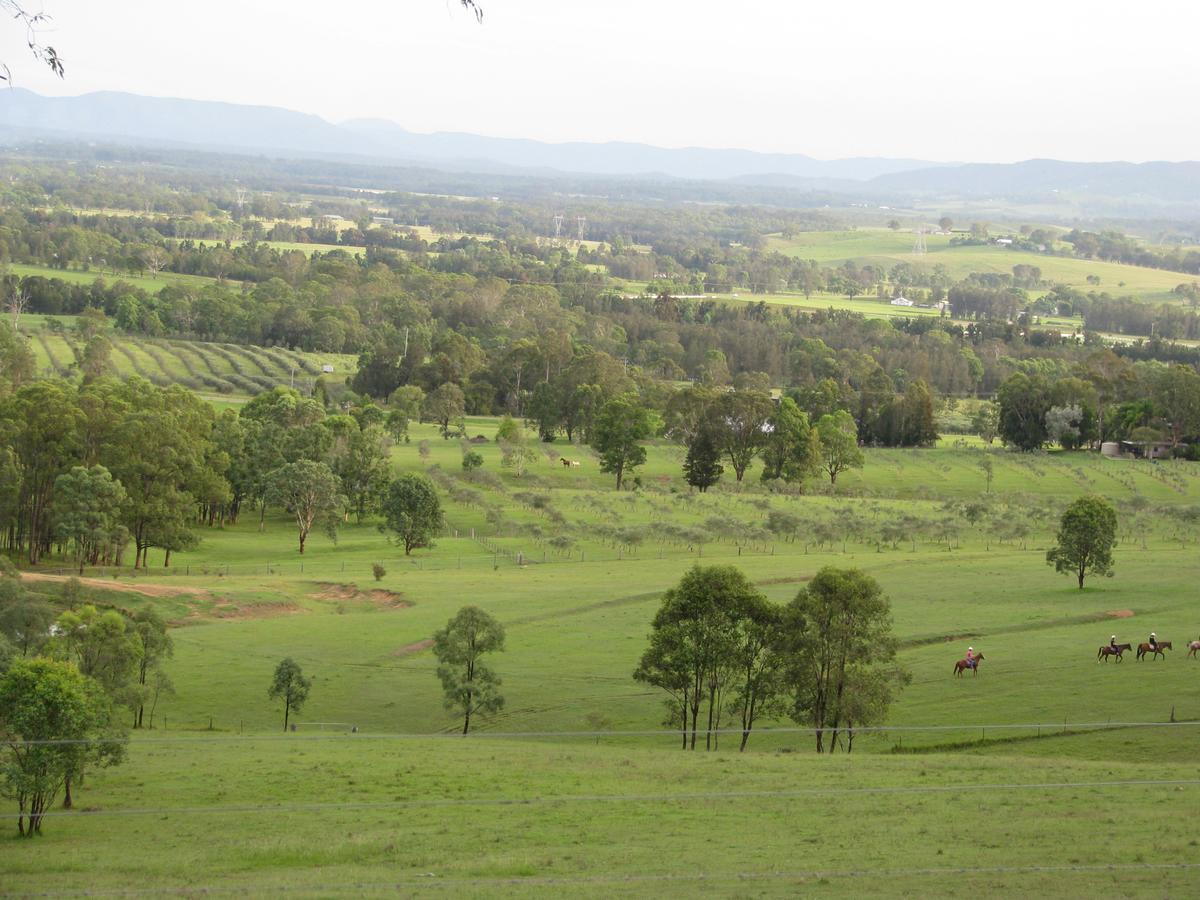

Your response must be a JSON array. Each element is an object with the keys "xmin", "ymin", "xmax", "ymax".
[
  {"xmin": 954, "ymin": 652, "xmax": 985, "ymax": 677},
  {"xmin": 1136, "ymin": 641, "xmax": 1172, "ymax": 661},
  {"xmin": 1098, "ymin": 643, "xmax": 1132, "ymax": 663},
  {"xmin": 1188, "ymin": 641, "xmax": 1200, "ymax": 659},
  {"xmin": 559, "ymin": 458, "xmax": 582, "ymax": 468}
]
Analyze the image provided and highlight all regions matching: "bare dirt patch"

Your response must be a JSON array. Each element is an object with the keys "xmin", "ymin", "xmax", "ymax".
[
  {"xmin": 20, "ymin": 572, "xmax": 212, "ymax": 599},
  {"xmin": 210, "ymin": 600, "xmax": 304, "ymax": 620},
  {"xmin": 311, "ymin": 582, "xmax": 410, "ymax": 609},
  {"xmin": 1107, "ymin": 609, "xmax": 1135, "ymax": 618},
  {"xmin": 393, "ymin": 638, "xmax": 434, "ymax": 657}
]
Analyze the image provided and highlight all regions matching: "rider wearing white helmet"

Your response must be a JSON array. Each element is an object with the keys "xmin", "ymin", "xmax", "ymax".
[
  {"xmin": 1110, "ymin": 634, "xmax": 1118, "ymax": 650},
  {"xmin": 1149, "ymin": 632, "xmax": 1158, "ymax": 651}
]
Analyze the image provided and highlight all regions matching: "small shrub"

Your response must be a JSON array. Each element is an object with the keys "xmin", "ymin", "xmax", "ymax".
[
  {"xmin": 418, "ymin": 440, "xmax": 431, "ymax": 460},
  {"xmin": 372, "ymin": 563, "xmax": 386, "ymax": 582},
  {"xmin": 462, "ymin": 450, "xmax": 484, "ymax": 472}
]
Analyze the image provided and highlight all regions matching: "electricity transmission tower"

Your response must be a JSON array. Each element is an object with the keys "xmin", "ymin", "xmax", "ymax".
[
  {"xmin": 234, "ymin": 187, "xmax": 249, "ymax": 211},
  {"xmin": 576, "ymin": 216, "xmax": 587, "ymax": 242},
  {"xmin": 912, "ymin": 225, "xmax": 928, "ymax": 256},
  {"xmin": 552, "ymin": 214, "xmax": 564, "ymax": 244}
]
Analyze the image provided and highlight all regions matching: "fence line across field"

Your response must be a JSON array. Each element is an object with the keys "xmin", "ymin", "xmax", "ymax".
[
  {"xmin": 8, "ymin": 777, "xmax": 1200, "ymax": 821},
  {"xmin": 16, "ymin": 718, "xmax": 1200, "ymax": 746},
  {"xmin": 34, "ymin": 544, "xmax": 801, "ymax": 580},
  {"xmin": 33, "ymin": 540, "xmax": 1073, "ymax": 581}
]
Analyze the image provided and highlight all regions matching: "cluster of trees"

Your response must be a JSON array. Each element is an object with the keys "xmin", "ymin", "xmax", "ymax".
[
  {"xmin": 635, "ymin": 565, "xmax": 907, "ymax": 753},
  {"xmin": 665, "ymin": 389, "xmax": 870, "ymax": 493},
  {"xmin": 0, "ymin": 376, "xmax": 224, "ymax": 566},
  {"xmin": 992, "ymin": 353, "xmax": 1200, "ymax": 452},
  {"xmin": 0, "ymin": 567, "xmax": 182, "ymax": 834},
  {"xmin": 0, "ymin": 367, "xmax": 451, "ymax": 567}
]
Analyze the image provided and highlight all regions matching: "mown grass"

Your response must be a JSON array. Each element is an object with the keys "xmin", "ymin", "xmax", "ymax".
[{"xmin": 1, "ymin": 737, "xmax": 1198, "ymax": 896}]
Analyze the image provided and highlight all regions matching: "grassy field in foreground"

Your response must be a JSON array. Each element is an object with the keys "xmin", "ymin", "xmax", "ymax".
[
  {"xmin": 767, "ymin": 229, "xmax": 1189, "ymax": 304},
  {"xmin": 1, "ymin": 737, "xmax": 1198, "ymax": 896}
]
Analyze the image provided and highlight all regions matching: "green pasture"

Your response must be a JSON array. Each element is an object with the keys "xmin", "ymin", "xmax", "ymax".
[
  {"xmin": 7, "ymin": 262, "xmax": 219, "ymax": 293},
  {"xmin": 767, "ymin": 228, "xmax": 1189, "ymax": 304},
  {"xmin": 13, "ymin": 421, "xmax": 1200, "ymax": 895},
  {"xmin": 28, "ymin": 423, "xmax": 1200, "ymax": 745},
  {"xmin": 180, "ymin": 238, "xmax": 363, "ymax": 257},
  {"xmin": 2, "ymin": 736, "xmax": 1198, "ymax": 896}
]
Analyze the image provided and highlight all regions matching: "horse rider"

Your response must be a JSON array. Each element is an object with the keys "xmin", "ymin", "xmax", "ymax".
[
  {"xmin": 1109, "ymin": 634, "xmax": 1120, "ymax": 652},
  {"xmin": 1149, "ymin": 632, "xmax": 1158, "ymax": 652},
  {"xmin": 965, "ymin": 646, "xmax": 976, "ymax": 669}
]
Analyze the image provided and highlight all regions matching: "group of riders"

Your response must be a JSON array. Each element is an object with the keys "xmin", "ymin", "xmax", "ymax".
[
  {"xmin": 965, "ymin": 632, "xmax": 1180, "ymax": 670},
  {"xmin": 1099, "ymin": 632, "xmax": 1183, "ymax": 661}
]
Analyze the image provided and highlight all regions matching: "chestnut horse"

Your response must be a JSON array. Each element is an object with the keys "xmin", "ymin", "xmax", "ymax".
[
  {"xmin": 1097, "ymin": 643, "xmax": 1132, "ymax": 663},
  {"xmin": 1186, "ymin": 641, "xmax": 1200, "ymax": 659},
  {"xmin": 953, "ymin": 652, "xmax": 985, "ymax": 677},
  {"xmin": 1136, "ymin": 641, "xmax": 1172, "ymax": 661}
]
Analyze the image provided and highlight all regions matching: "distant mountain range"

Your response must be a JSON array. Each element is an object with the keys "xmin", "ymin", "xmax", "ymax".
[
  {"xmin": 3, "ymin": 89, "xmax": 1200, "ymax": 211},
  {"xmin": 0, "ymin": 88, "xmax": 939, "ymax": 181}
]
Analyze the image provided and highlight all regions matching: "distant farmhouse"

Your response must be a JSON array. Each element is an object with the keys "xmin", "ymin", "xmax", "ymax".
[{"xmin": 889, "ymin": 296, "xmax": 915, "ymax": 307}]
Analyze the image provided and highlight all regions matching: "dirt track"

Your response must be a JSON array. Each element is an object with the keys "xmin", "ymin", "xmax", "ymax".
[{"xmin": 19, "ymin": 572, "xmax": 211, "ymax": 599}]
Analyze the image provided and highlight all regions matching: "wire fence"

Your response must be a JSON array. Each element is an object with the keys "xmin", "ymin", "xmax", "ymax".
[
  {"xmin": 18, "ymin": 718, "xmax": 1200, "ymax": 747},
  {"xmin": 29, "ymin": 538, "xmax": 797, "ymax": 581}
]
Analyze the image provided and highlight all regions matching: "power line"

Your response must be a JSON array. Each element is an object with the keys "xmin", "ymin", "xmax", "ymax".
[
  {"xmin": 14, "ymin": 719, "xmax": 1199, "ymax": 747},
  {"xmin": 10, "ymin": 777, "xmax": 1199, "ymax": 821}
]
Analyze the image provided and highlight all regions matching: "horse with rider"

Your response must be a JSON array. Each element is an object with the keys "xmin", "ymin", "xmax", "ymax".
[
  {"xmin": 1098, "ymin": 634, "xmax": 1132, "ymax": 662},
  {"xmin": 953, "ymin": 646, "xmax": 984, "ymax": 677},
  {"xmin": 1136, "ymin": 632, "xmax": 1172, "ymax": 661}
]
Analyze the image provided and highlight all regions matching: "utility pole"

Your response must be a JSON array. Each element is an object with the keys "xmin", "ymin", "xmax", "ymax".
[{"xmin": 912, "ymin": 226, "xmax": 927, "ymax": 256}]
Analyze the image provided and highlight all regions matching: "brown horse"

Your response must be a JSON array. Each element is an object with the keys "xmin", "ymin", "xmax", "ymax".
[
  {"xmin": 954, "ymin": 652, "xmax": 985, "ymax": 677},
  {"xmin": 1187, "ymin": 641, "xmax": 1200, "ymax": 659},
  {"xmin": 1136, "ymin": 641, "xmax": 1172, "ymax": 661},
  {"xmin": 1098, "ymin": 643, "xmax": 1132, "ymax": 663}
]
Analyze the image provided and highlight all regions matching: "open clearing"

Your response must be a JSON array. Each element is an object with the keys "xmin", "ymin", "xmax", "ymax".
[{"xmin": 767, "ymin": 228, "xmax": 1190, "ymax": 304}]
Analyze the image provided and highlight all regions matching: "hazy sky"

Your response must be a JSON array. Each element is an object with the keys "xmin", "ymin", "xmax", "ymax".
[{"xmin": 3, "ymin": 0, "xmax": 1197, "ymax": 162}]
